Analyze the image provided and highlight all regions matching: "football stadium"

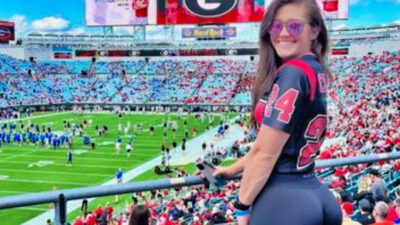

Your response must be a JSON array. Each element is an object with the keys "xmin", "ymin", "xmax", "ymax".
[{"xmin": 0, "ymin": 0, "xmax": 400, "ymax": 224}]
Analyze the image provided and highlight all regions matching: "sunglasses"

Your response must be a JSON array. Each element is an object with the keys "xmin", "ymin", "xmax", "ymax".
[{"xmin": 269, "ymin": 19, "xmax": 308, "ymax": 36}]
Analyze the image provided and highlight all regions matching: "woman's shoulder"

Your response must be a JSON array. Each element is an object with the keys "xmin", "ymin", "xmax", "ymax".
[
  {"xmin": 275, "ymin": 55, "xmax": 323, "ymax": 95},
  {"xmin": 279, "ymin": 54, "xmax": 320, "ymax": 71},
  {"xmin": 275, "ymin": 63, "xmax": 309, "ymax": 87}
]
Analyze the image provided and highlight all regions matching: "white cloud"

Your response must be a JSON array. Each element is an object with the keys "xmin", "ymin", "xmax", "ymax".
[
  {"xmin": 8, "ymin": 14, "xmax": 30, "ymax": 36},
  {"xmin": 391, "ymin": 20, "xmax": 400, "ymax": 25},
  {"xmin": 31, "ymin": 17, "xmax": 69, "ymax": 31},
  {"xmin": 381, "ymin": 20, "xmax": 400, "ymax": 26}
]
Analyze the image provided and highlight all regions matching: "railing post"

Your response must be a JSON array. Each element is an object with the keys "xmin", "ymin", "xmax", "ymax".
[{"xmin": 54, "ymin": 194, "xmax": 67, "ymax": 225}]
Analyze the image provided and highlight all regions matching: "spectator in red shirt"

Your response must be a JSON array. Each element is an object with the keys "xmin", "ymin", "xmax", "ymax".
[
  {"xmin": 106, "ymin": 202, "xmax": 114, "ymax": 222},
  {"xmin": 72, "ymin": 216, "xmax": 83, "ymax": 225},
  {"xmin": 371, "ymin": 201, "xmax": 395, "ymax": 225},
  {"xmin": 386, "ymin": 201, "xmax": 399, "ymax": 222},
  {"xmin": 84, "ymin": 212, "xmax": 96, "ymax": 225},
  {"xmin": 94, "ymin": 204, "xmax": 104, "ymax": 217}
]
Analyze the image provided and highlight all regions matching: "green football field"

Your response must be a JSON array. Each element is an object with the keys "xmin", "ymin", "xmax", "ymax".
[{"xmin": 0, "ymin": 111, "xmax": 233, "ymax": 225}]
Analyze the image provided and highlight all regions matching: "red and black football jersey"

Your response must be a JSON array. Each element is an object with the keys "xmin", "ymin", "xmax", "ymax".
[{"xmin": 254, "ymin": 54, "xmax": 328, "ymax": 173}]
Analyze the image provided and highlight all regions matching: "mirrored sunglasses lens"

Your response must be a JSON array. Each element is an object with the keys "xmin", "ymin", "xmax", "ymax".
[
  {"xmin": 287, "ymin": 21, "xmax": 303, "ymax": 35},
  {"xmin": 269, "ymin": 21, "xmax": 282, "ymax": 34}
]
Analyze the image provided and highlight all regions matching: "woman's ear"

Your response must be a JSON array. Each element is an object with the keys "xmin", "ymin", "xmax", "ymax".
[{"xmin": 310, "ymin": 26, "xmax": 320, "ymax": 40}]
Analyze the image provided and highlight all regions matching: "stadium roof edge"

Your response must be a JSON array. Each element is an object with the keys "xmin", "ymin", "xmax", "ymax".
[
  {"xmin": 328, "ymin": 24, "xmax": 400, "ymax": 32},
  {"xmin": 24, "ymin": 24, "xmax": 400, "ymax": 39}
]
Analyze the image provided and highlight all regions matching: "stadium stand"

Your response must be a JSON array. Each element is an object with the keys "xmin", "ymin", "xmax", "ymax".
[
  {"xmin": 1, "ymin": 43, "xmax": 400, "ymax": 224},
  {"xmin": 0, "ymin": 57, "xmax": 258, "ymax": 106}
]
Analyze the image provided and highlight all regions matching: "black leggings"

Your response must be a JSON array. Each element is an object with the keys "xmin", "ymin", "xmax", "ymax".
[{"xmin": 250, "ymin": 173, "xmax": 342, "ymax": 225}]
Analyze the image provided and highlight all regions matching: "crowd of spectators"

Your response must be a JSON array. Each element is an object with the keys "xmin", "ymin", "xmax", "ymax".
[
  {"xmin": 0, "ymin": 56, "xmax": 258, "ymax": 107},
  {"xmin": 318, "ymin": 50, "xmax": 400, "ymax": 225},
  {"xmin": 2, "ymin": 50, "xmax": 400, "ymax": 224}
]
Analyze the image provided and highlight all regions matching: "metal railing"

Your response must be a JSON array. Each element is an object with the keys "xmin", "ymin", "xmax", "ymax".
[{"xmin": 1, "ymin": 152, "xmax": 400, "ymax": 224}]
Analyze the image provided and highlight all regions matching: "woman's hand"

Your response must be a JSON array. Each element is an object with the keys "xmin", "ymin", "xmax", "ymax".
[
  {"xmin": 212, "ymin": 166, "xmax": 237, "ymax": 178},
  {"xmin": 237, "ymin": 214, "xmax": 250, "ymax": 225},
  {"xmin": 194, "ymin": 165, "xmax": 237, "ymax": 179}
]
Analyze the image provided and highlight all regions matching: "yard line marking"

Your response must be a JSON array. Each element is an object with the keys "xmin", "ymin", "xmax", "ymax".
[
  {"xmin": 0, "ymin": 149, "xmax": 38, "ymax": 161},
  {"xmin": 28, "ymin": 161, "xmax": 54, "ymax": 168},
  {"xmin": 5, "ymin": 154, "xmax": 143, "ymax": 163},
  {"xmin": 1, "ymin": 148, "xmax": 157, "ymax": 157},
  {"xmin": 0, "ymin": 190, "xmax": 31, "ymax": 194},
  {"xmin": 2, "ymin": 178, "xmax": 93, "ymax": 186},
  {"xmin": 10, "ymin": 152, "xmax": 153, "ymax": 162},
  {"xmin": 0, "ymin": 161, "xmax": 135, "ymax": 169},
  {"xmin": 0, "ymin": 155, "xmax": 151, "ymax": 165},
  {"xmin": 0, "ymin": 112, "xmax": 71, "ymax": 124},
  {"xmin": 0, "ymin": 168, "xmax": 110, "ymax": 177}
]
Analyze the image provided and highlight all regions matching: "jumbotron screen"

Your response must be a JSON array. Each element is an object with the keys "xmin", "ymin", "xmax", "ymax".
[
  {"xmin": 85, "ymin": 0, "xmax": 348, "ymax": 26},
  {"xmin": 0, "ymin": 21, "xmax": 15, "ymax": 42},
  {"xmin": 85, "ymin": 0, "xmax": 266, "ymax": 26}
]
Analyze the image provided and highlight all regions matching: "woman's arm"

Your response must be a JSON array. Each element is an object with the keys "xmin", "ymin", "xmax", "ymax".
[{"xmin": 238, "ymin": 124, "xmax": 290, "ymax": 205}]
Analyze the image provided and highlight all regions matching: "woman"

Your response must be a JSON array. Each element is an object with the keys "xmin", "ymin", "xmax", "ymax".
[
  {"xmin": 353, "ymin": 175, "xmax": 374, "ymax": 205},
  {"xmin": 213, "ymin": 0, "xmax": 342, "ymax": 224}
]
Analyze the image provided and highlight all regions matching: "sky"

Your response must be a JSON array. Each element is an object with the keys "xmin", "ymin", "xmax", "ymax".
[{"xmin": 0, "ymin": 0, "xmax": 399, "ymax": 40}]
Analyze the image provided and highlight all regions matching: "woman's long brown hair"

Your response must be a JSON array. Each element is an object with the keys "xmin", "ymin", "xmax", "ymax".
[{"xmin": 250, "ymin": 0, "xmax": 330, "ymax": 128}]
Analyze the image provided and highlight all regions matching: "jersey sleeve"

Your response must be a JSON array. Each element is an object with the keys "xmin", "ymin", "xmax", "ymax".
[{"xmin": 262, "ymin": 65, "xmax": 309, "ymax": 134}]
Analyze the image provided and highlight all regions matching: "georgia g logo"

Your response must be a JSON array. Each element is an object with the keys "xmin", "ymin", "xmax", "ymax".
[{"xmin": 183, "ymin": 0, "xmax": 238, "ymax": 18}]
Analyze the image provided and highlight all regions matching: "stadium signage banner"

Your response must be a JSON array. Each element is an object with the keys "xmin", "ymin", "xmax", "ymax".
[
  {"xmin": 76, "ymin": 50, "xmax": 97, "ymax": 57},
  {"xmin": 74, "ymin": 48, "xmax": 258, "ymax": 57},
  {"xmin": 0, "ymin": 21, "xmax": 15, "ymax": 42},
  {"xmin": 53, "ymin": 47, "xmax": 73, "ymax": 59},
  {"xmin": 54, "ymin": 53, "xmax": 72, "ymax": 59},
  {"xmin": 140, "ymin": 48, "xmax": 258, "ymax": 56},
  {"xmin": 98, "ymin": 50, "xmax": 132, "ymax": 57},
  {"xmin": 332, "ymin": 48, "xmax": 349, "ymax": 55},
  {"xmin": 182, "ymin": 27, "xmax": 237, "ymax": 39}
]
